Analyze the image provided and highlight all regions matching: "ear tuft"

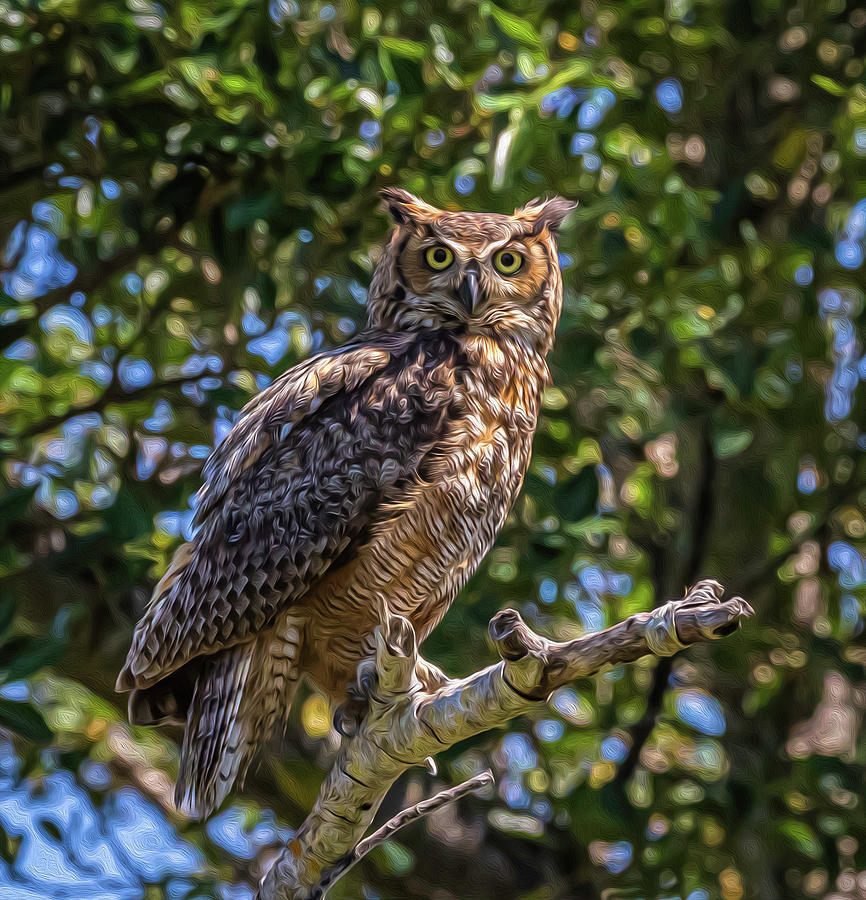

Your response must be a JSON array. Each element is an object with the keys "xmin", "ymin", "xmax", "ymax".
[
  {"xmin": 380, "ymin": 188, "xmax": 441, "ymax": 225},
  {"xmin": 516, "ymin": 196, "xmax": 577, "ymax": 234}
]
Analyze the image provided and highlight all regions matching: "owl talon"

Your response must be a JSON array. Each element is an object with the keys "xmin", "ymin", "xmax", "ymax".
[
  {"xmin": 353, "ymin": 657, "xmax": 380, "ymax": 701},
  {"xmin": 335, "ymin": 657, "xmax": 381, "ymax": 736},
  {"xmin": 334, "ymin": 698, "xmax": 367, "ymax": 737}
]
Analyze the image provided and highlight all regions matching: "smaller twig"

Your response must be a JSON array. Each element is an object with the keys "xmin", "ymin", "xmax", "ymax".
[
  {"xmin": 315, "ymin": 771, "xmax": 494, "ymax": 895},
  {"xmin": 356, "ymin": 770, "xmax": 493, "ymax": 858}
]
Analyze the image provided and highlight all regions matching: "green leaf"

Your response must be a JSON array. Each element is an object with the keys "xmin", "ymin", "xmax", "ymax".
[
  {"xmin": 810, "ymin": 74, "xmax": 846, "ymax": 96},
  {"xmin": 780, "ymin": 820, "xmax": 822, "ymax": 859},
  {"xmin": 0, "ymin": 698, "xmax": 52, "ymax": 743},
  {"xmin": 475, "ymin": 92, "xmax": 524, "ymax": 113},
  {"xmin": 714, "ymin": 428, "xmax": 754, "ymax": 459},
  {"xmin": 378, "ymin": 37, "xmax": 425, "ymax": 60},
  {"xmin": 489, "ymin": 4, "xmax": 544, "ymax": 47}
]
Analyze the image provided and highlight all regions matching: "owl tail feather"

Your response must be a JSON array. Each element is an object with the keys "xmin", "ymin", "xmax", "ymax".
[
  {"xmin": 175, "ymin": 644, "xmax": 254, "ymax": 819},
  {"xmin": 175, "ymin": 621, "xmax": 305, "ymax": 820}
]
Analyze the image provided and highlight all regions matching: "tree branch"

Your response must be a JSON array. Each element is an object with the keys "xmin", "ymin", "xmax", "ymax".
[
  {"xmin": 3, "ymin": 374, "xmax": 195, "ymax": 441},
  {"xmin": 257, "ymin": 580, "xmax": 753, "ymax": 900},
  {"xmin": 311, "ymin": 770, "xmax": 495, "ymax": 897}
]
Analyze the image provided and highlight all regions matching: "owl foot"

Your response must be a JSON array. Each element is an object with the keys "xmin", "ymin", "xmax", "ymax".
[
  {"xmin": 333, "ymin": 697, "xmax": 365, "ymax": 737},
  {"xmin": 334, "ymin": 657, "xmax": 379, "ymax": 737}
]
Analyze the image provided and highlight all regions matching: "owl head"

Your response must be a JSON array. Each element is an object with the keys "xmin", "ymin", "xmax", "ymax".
[{"xmin": 368, "ymin": 189, "xmax": 574, "ymax": 353}]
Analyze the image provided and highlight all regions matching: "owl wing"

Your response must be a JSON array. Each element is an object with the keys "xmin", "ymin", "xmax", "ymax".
[{"xmin": 117, "ymin": 330, "xmax": 450, "ymax": 692}]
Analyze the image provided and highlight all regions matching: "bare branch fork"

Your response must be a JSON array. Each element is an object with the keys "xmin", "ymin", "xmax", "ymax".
[{"xmin": 257, "ymin": 580, "xmax": 753, "ymax": 900}]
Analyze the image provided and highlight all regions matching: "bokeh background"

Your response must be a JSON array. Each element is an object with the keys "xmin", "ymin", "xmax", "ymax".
[{"xmin": 1, "ymin": 1, "xmax": 865, "ymax": 898}]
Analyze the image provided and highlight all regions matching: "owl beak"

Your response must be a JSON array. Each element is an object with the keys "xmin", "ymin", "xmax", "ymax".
[{"xmin": 457, "ymin": 267, "xmax": 481, "ymax": 315}]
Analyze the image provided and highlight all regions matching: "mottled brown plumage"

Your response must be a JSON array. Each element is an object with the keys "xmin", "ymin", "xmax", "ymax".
[{"xmin": 117, "ymin": 190, "xmax": 573, "ymax": 818}]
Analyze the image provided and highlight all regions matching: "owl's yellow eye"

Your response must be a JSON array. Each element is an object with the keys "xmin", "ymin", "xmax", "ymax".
[
  {"xmin": 493, "ymin": 249, "xmax": 523, "ymax": 275},
  {"xmin": 424, "ymin": 245, "xmax": 454, "ymax": 271}
]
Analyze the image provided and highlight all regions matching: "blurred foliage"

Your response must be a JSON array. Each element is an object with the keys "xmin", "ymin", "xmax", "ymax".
[{"xmin": 1, "ymin": 0, "xmax": 866, "ymax": 898}]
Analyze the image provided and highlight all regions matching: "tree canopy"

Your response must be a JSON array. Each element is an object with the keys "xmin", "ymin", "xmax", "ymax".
[{"xmin": 1, "ymin": 1, "xmax": 865, "ymax": 898}]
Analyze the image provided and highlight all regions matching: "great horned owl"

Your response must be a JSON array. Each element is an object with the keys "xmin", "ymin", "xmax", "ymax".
[{"xmin": 116, "ymin": 190, "xmax": 574, "ymax": 818}]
